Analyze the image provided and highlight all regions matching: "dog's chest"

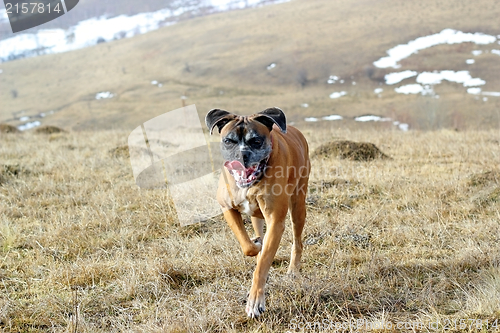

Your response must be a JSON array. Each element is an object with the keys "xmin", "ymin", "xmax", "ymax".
[{"xmin": 233, "ymin": 188, "xmax": 259, "ymax": 216}]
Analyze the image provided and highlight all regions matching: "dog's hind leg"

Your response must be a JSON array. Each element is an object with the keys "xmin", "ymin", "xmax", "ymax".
[{"xmin": 251, "ymin": 217, "xmax": 265, "ymax": 245}]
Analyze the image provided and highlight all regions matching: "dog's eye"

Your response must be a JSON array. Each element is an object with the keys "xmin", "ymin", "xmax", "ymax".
[
  {"xmin": 248, "ymin": 138, "xmax": 263, "ymax": 146},
  {"xmin": 223, "ymin": 138, "xmax": 237, "ymax": 145}
]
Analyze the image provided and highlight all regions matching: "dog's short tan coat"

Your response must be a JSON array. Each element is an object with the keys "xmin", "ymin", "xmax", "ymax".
[{"xmin": 213, "ymin": 115, "xmax": 310, "ymax": 318}]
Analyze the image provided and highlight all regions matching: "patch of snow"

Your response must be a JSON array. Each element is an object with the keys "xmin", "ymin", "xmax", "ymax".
[
  {"xmin": 384, "ymin": 70, "xmax": 418, "ymax": 85},
  {"xmin": 355, "ymin": 115, "xmax": 391, "ymax": 122},
  {"xmin": 395, "ymin": 84, "xmax": 424, "ymax": 94},
  {"xmin": 301, "ymin": 103, "xmax": 309, "ymax": 108},
  {"xmin": 158, "ymin": 83, "xmax": 163, "ymax": 87},
  {"xmin": 340, "ymin": 79, "xmax": 344, "ymax": 83},
  {"xmin": 352, "ymin": 81, "xmax": 356, "ymax": 85},
  {"xmin": 329, "ymin": 91, "xmax": 347, "ymax": 99},
  {"xmin": 322, "ymin": 115, "xmax": 343, "ymax": 121},
  {"xmin": 416, "ymin": 70, "xmax": 485, "ymax": 87},
  {"xmin": 373, "ymin": 29, "xmax": 497, "ymax": 69},
  {"xmin": 374, "ymin": 88, "xmax": 383, "ymax": 94},
  {"xmin": 483, "ymin": 97, "xmax": 488, "ymax": 102},
  {"xmin": 467, "ymin": 87, "xmax": 481, "ymax": 95},
  {"xmin": 482, "ymin": 91, "xmax": 500, "ymax": 97},
  {"xmin": 492, "ymin": 49, "xmax": 500, "ymax": 56},
  {"xmin": 0, "ymin": 69, "xmax": 3, "ymax": 74},
  {"xmin": 19, "ymin": 116, "xmax": 30, "ymax": 121},
  {"xmin": 472, "ymin": 50, "xmax": 483, "ymax": 56},
  {"xmin": 151, "ymin": 80, "xmax": 158, "ymax": 85},
  {"xmin": 17, "ymin": 121, "xmax": 41, "ymax": 131},
  {"xmin": 398, "ymin": 123, "xmax": 409, "ymax": 131},
  {"xmin": 95, "ymin": 91, "xmax": 114, "ymax": 99},
  {"xmin": 267, "ymin": 63, "xmax": 276, "ymax": 70},
  {"xmin": 466, "ymin": 59, "xmax": 475, "ymax": 64},
  {"xmin": 327, "ymin": 75, "xmax": 339, "ymax": 84},
  {"xmin": 304, "ymin": 117, "xmax": 318, "ymax": 122},
  {"xmin": 39, "ymin": 113, "xmax": 46, "ymax": 118}
]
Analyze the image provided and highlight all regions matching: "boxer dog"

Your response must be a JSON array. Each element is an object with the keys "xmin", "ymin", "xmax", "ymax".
[{"xmin": 205, "ymin": 107, "xmax": 310, "ymax": 318}]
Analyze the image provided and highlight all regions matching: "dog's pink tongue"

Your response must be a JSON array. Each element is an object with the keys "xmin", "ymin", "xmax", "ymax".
[
  {"xmin": 224, "ymin": 160, "xmax": 256, "ymax": 178},
  {"xmin": 224, "ymin": 160, "xmax": 245, "ymax": 171}
]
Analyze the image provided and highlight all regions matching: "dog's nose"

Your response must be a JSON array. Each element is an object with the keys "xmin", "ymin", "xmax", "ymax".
[{"xmin": 242, "ymin": 151, "xmax": 251, "ymax": 166}]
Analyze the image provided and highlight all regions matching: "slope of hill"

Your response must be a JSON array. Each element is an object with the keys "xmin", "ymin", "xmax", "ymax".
[{"xmin": 1, "ymin": 0, "xmax": 499, "ymax": 131}]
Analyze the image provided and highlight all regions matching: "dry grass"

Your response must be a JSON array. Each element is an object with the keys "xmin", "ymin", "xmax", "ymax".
[{"xmin": 1, "ymin": 127, "xmax": 499, "ymax": 332}]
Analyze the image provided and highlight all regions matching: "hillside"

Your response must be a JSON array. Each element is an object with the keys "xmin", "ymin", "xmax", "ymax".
[{"xmin": 1, "ymin": 0, "xmax": 500, "ymax": 132}]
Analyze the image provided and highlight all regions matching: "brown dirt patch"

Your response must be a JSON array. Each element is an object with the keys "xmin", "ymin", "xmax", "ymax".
[
  {"xmin": 312, "ymin": 140, "xmax": 390, "ymax": 161},
  {"xmin": 468, "ymin": 170, "xmax": 500, "ymax": 187},
  {"xmin": 35, "ymin": 125, "xmax": 66, "ymax": 134},
  {"xmin": 109, "ymin": 145, "xmax": 130, "ymax": 159},
  {"xmin": 0, "ymin": 123, "xmax": 19, "ymax": 133}
]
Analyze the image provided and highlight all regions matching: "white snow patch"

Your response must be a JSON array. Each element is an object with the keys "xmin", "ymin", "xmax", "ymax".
[
  {"xmin": 329, "ymin": 91, "xmax": 347, "ymax": 99},
  {"xmin": 384, "ymin": 70, "xmax": 418, "ymax": 85},
  {"xmin": 322, "ymin": 115, "xmax": 343, "ymax": 121},
  {"xmin": 301, "ymin": 103, "xmax": 309, "ymax": 108},
  {"xmin": 304, "ymin": 117, "xmax": 318, "ymax": 122},
  {"xmin": 19, "ymin": 116, "xmax": 30, "ymax": 121},
  {"xmin": 373, "ymin": 29, "xmax": 497, "ymax": 69},
  {"xmin": 416, "ymin": 70, "xmax": 485, "ymax": 87},
  {"xmin": 352, "ymin": 81, "xmax": 356, "ymax": 85},
  {"xmin": 472, "ymin": 50, "xmax": 483, "ymax": 56},
  {"xmin": 398, "ymin": 123, "xmax": 409, "ymax": 131},
  {"xmin": 466, "ymin": 59, "xmax": 475, "ymax": 64},
  {"xmin": 482, "ymin": 91, "xmax": 500, "ymax": 97},
  {"xmin": 267, "ymin": 63, "xmax": 276, "ymax": 70},
  {"xmin": 327, "ymin": 75, "xmax": 339, "ymax": 84},
  {"xmin": 467, "ymin": 87, "xmax": 481, "ymax": 95},
  {"xmin": 395, "ymin": 84, "xmax": 425, "ymax": 94},
  {"xmin": 483, "ymin": 97, "xmax": 488, "ymax": 102},
  {"xmin": 18, "ymin": 121, "xmax": 41, "ymax": 131},
  {"xmin": 492, "ymin": 49, "xmax": 500, "ymax": 56},
  {"xmin": 95, "ymin": 91, "xmax": 114, "ymax": 99},
  {"xmin": 0, "ymin": 69, "xmax": 3, "ymax": 74},
  {"xmin": 374, "ymin": 88, "xmax": 383, "ymax": 94},
  {"xmin": 151, "ymin": 80, "xmax": 158, "ymax": 85},
  {"xmin": 354, "ymin": 115, "xmax": 391, "ymax": 122}
]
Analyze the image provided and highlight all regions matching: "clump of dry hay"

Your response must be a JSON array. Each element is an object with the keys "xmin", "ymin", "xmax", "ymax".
[
  {"xmin": 35, "ymin": 125, "xmax": 66, "ymax": 134},
  {"xmin": 468, "ymin": 170, "xmax": 500, "ymax": 187},
  {"xmin": 0, "ymin": 123, "xmax": 19, "ymax": 133},
  {"xmin": 109, "ymin": 145, "xmax": 130, "ymax": 159},
  {"xmin": 0, "ymin": 164, "xmax": 30, "ymax": 185},
  {"xmin": 312, "ymin": 140, "xmax": 390, "ymax": 161}
]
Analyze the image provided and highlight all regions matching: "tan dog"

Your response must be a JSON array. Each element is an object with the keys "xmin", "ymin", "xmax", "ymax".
[{"xmin": 205, "ymin": 107, "xmax": 310, "ymax": 318}]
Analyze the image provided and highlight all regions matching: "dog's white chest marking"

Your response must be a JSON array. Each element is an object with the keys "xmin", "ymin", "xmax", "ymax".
[
  {"xmin": 232, "ymin": 188, "xmax": 257, "ymax": 215},
  {"xmin": 241, "ymin": 199, "xmax": 253, "ymax": 215}
]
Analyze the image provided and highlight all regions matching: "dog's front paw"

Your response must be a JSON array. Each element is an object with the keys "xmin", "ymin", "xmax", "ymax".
[
  {"xmin": 251, "ymin": 237, "xmax": 262, "ymax": 246},
  {"xmin": 246, "ymin": 287, "xmax": 265, "ymax": 318}
]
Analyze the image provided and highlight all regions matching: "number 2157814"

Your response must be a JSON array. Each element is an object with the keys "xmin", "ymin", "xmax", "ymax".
[{"xmin": 5, "ymin": 2, "xmax": 63, "ymax": 14}]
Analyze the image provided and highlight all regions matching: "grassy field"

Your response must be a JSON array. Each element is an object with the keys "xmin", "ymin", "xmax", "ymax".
[{"xmin": 1, "ymin": 126, "xmax": 499, "ymax": 332}]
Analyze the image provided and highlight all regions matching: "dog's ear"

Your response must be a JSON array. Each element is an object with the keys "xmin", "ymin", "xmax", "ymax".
[
  {"xmin": 206, "ymin": 109, "xmax": 236, "ymax": 135},
  {"xmin": 254, "ymin": 107, "xmax": 287, "ymax": 133}
]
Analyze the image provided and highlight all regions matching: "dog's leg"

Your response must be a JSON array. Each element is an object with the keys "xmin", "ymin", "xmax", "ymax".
[
  {"xmin": 223, "ymin": 209, "xmax": 262, "ymax": 256},
  {"xmin": 246, "ymin": 200, "xmax": 287, "ymax": 318},
  {"xmin": 287, "ymin": 178, "xmax": 308, "ymax": 276},
  {"xmin": 250, "ymin": 217, "xmax": 265, "ymax": 245}
]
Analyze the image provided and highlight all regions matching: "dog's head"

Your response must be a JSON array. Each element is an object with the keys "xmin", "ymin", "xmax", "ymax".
[{"xmin": 206, "ymin": 107, "xmax": 286, "ymax": 188}]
